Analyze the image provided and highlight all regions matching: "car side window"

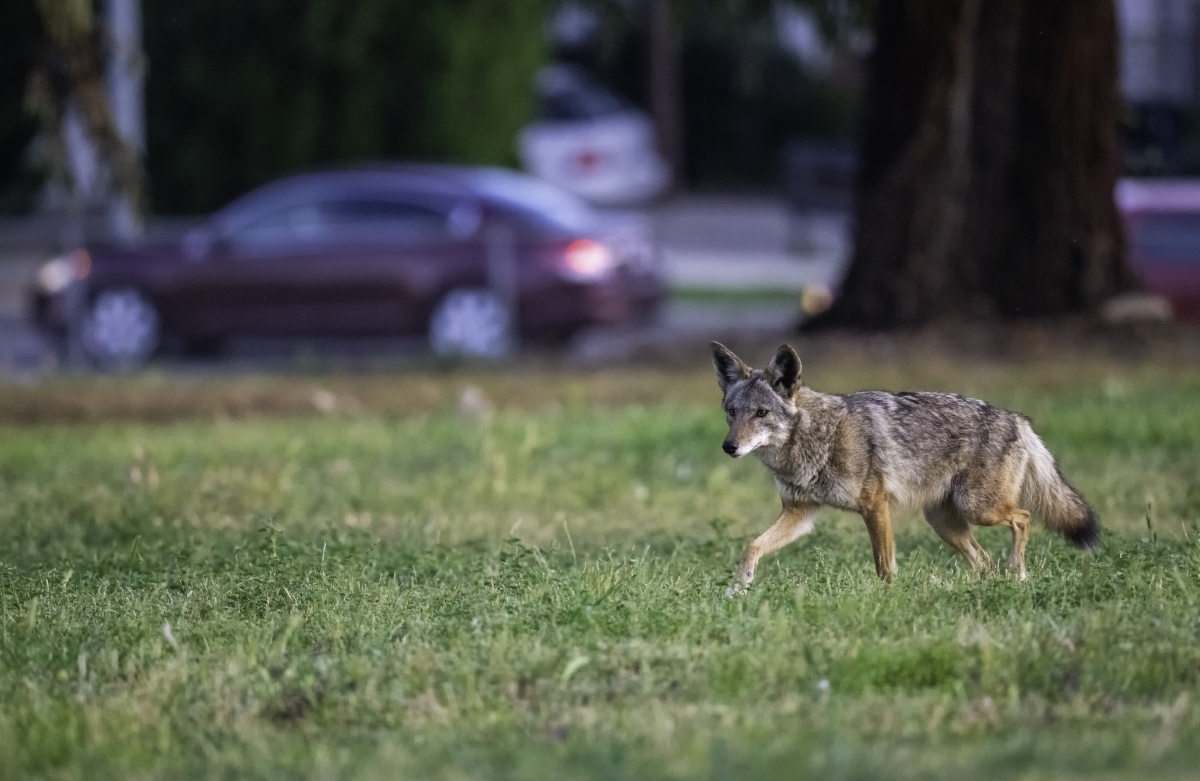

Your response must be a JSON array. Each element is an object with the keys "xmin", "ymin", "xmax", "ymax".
[
  {"xmin": 229, "ymin": 196, "xmax": 450, "ymax": 247},
  {"xmin": 318, "ymin": 198, "xmax": 449, "ymax": 242},
  {"xmin": 232, "ymin": 202, "xmax": 325, "ymax": 244}
]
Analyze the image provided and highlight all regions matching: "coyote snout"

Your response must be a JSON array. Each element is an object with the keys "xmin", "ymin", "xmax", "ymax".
[{"xmin": 709, "ymin": 341, "xmax": 1099, "ymax": 585}]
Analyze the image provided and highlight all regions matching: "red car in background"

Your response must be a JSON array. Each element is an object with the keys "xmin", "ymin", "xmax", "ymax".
[
  {"xmin": 1117, "ymin": 179, "xmax": 1200, "ymax": 320},
  {"xmin": 31, "ymin": 165, "xmax": 663, "ymax": 366}
]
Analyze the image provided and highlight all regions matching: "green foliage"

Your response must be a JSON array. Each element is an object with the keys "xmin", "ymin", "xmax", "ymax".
[
  {"xmin": 141, "ymin": 0, "xmax": 547, "ymax": 214},
  {"xmin": 0, "ymin": 364, "xmax": 1199, "ymax": 777},
  {"xmin": 34, "ymin": 0, "xmax": 93, "ymax": 45},
  {"xmin": 423, "ymin": 0, "xmax": 547, "ymax": 165}
]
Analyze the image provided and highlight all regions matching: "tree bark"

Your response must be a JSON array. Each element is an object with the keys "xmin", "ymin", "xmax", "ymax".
[
  {"xmin": 810, "ymin": 0, "xmax": 1129, "ymax": 329},
  {"xmin": 647, "ymin": 0, "xmax": 683, "ymax": 187},
  {"xmin": 29, "ymin": 0, "xmax": 145, "ymax": 234}
]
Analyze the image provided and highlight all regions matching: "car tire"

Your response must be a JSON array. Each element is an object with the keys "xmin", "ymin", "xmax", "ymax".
[
  {"xmin": 80, "ymin": 288, "xmax": 161, "ymax": 369},
  {"xmin": 428, "ymin": 288, "xmax": 514, "ymax": 359}
]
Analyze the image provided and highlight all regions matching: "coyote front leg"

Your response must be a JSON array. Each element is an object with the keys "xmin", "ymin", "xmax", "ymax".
[
  {"xmin": 736, "ymin": 501, "xmax": 818, "ymax": 585},
  {"xmin": 858, "ymin": 481, "xmax": 896, "ymax": 582}
]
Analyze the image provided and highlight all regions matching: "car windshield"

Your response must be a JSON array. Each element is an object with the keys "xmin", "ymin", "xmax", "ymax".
[
  {"xmin": 467, "ymin": 169, "xmax": 597, "ymax": 233},
  {"xmin": 534, "ymin": 64, "xmax": 628, "ymax": 121},
  {"xmin": 538, "ymin": 87, "xmax": 626, "ymax": 121}
]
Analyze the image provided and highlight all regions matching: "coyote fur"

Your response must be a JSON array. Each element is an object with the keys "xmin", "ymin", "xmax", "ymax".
[{"xmin": 711, "ymin": 342, "xmax": 1099, "ymax": 584}]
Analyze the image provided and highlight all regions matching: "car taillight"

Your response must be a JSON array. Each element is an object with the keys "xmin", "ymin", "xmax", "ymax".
[
  {"xmin": 560, "ymin": 239, "xmax": 615, "ymax": 281},
  {"xmin": 573, "ymin": 149, "xmax": 603, "ymax": 174}
]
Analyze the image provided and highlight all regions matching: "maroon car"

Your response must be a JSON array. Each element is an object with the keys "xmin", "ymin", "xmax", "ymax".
[
  {"xmin": 31, "ymin": 165, "xmax": 663, "ymax": 365},
  {"xmin": 1117, "ymin": 179, "xmax": 1200, "ymax": 320}
]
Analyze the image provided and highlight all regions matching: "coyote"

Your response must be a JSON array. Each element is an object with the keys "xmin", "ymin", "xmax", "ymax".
[{"xmin": 711, "ymin": 342, "xmax": 1099, "ymax": 584}]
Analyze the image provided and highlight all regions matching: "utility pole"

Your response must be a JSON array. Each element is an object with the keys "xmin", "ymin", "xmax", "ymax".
[
  {"xmin": 647, "ymin": 0, "xmax": 682, "ymax": 190},
  {"xmin": 104, "ymin": 0, "xmax": 145, "ymax": 239}
]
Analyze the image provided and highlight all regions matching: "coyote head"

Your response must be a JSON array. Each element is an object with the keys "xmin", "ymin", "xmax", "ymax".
[{"xmin": 710, "ymin": 342, "xmax": 802, "ymax": 458}]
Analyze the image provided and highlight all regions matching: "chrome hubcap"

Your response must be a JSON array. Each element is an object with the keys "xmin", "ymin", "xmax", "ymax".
[
  {"xmin": 82, "ymin": 289, "xmax": 160, "ymax": 366},
  {"xmin": 429, "ymin": 289, "xmax": 513, "ymax": 358}
]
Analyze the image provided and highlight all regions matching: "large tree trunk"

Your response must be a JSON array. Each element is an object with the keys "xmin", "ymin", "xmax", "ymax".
[
  {"xmin": 647, "ymin": 0, "xmax": 683, "ymax": 187},
  {"xmin": 811, "ymin": 0, "xmax": 1129, "ymax": 329}
]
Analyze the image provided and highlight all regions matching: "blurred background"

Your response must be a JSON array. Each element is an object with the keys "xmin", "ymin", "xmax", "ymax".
[{"xmin": 0, "ymin": 0, "xmax": 1196, "ymax": 372}]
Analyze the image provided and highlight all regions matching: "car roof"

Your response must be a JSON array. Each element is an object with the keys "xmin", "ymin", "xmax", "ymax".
[
  {"xmin": 213, "ymin": 164, "xmax": 599, "ymax": 236},
  {"xmin": 1117, "ymin": 178, "xmax": 1200, "ymax": 213}
]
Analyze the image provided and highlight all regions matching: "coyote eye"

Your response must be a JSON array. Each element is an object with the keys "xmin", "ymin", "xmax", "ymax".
[
  {"xmin": 755, "ymin": 408, "xmax": 769, "ymax": 418},
  {"xmin": 725, "ymin": 407, "xmax": 735, "ymax": 416}
]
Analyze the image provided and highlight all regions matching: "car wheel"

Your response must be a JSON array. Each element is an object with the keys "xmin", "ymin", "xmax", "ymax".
[
  {"xmin": 80, "ymin": 288, "xmax": 161, "ymax": 368},
  {"xmin": 428, "ymin": 288, "xmax": 514, "ymax": 358}
]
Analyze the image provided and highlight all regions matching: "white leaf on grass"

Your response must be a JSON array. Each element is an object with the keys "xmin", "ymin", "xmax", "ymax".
[{"xmin": 560, "ymin": 655, "xmax": 590, "ymax": 684}]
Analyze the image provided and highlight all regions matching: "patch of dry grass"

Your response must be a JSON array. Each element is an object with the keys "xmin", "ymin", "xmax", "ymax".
[{"xmin": 1, "ymin": 335, "xmax": 1198, "ymax": 425}]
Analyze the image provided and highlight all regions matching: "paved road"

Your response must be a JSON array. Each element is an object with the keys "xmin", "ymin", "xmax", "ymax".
[{"xmin": 651, "ymin": 195, "xmax": 847, "ymax": 291}]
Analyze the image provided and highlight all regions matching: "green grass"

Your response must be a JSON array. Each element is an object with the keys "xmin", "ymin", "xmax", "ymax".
[{"xmin": 1, "ymin": 363, "xmax": 1199, "ymax": 779}]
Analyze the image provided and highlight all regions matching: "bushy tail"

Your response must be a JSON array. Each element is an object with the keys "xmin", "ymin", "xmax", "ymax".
[{"xmin": 1019, "ymin": 426, "xmax": 1100, "ymax": 548}]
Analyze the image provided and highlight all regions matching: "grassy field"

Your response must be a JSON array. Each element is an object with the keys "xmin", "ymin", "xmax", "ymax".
[{"xmin": 1, "ymin": 355, "xmax": 1199, "ymax": 779}]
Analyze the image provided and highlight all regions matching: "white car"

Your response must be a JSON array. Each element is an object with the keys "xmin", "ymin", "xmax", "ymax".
[{"xmin": 518, "ymin": 65, "xmax": 671, "ymax": 207}]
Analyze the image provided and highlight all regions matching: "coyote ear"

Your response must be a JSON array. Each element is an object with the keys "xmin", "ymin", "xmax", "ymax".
[
  {"xmin": 710, "ymin": 342, "xmax": 749, "ymax": 392},
  {"xmin": 767, "ymin": 344, "xmax": 802, "ymax": 396}
]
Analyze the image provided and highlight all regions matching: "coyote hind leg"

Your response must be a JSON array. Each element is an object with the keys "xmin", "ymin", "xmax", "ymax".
[
  {"xmin": 957, "ymin": 453, "xmax": 1033, "ymax": 581},
  {"xmin": 736, "ymin": 502, "xmax": 818, "ymax": 586},
  {"xmin": 924, "ymin": 498, "xmax": 990, "ymax": 572},
  {"xmin": 969, "ymin": 504, "xmax": 1031, "ymax": 581}
]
